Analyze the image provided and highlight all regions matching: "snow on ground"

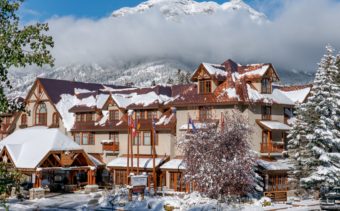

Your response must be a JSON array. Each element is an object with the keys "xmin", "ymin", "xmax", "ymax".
[{"xmin": 3, "ymin": 190, "xmax": 320, "ymax": 211}]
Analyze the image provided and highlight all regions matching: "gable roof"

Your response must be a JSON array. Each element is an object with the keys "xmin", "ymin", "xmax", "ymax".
[
  {"xmin": 0, "ymin": 127, "xmax": 84, "ymax": 169},
  {"xmin": 37, "ymin": 78, "xmax": 128, "ymax": 104}
]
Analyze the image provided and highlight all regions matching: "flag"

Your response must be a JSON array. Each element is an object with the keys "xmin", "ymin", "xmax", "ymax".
[{"xmin": 188, "ymin": 116, "xmax": 197, "ymax": 133}]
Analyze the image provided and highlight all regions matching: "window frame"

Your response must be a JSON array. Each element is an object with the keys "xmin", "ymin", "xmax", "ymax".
[
  {"xmin": 199, "ymin": 80, "xmax": 212, "ymax": 94},
  {"xmin": 143, "ymin": 132, "xmax": 151, "ymax": 145},
  {"xmin": 261, "ymin": 77, "xmax": 271, "ymax": 94},
  {"xmin": 35, "ymin": 103, "xmax": 47, "ymax": 126},
  {"xmin": 261, "ymin": 105, "xmax": 272, "ymax": 120},
  {"xmin": 109, "ymin": 110, "xmax": 120, "ymax": 121}
]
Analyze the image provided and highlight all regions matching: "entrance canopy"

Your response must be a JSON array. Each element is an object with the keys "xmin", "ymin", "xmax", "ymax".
[
  {"xmin": 160, "ymin": 159, "xmax": 186, "ymax": 171},
  {"xmin": 257, "ymin": 120, "xmax": 291, "ymax": 131},
  {"xmin": 0, "ymin": 127, "xmax": 94, "ymax": 170}
]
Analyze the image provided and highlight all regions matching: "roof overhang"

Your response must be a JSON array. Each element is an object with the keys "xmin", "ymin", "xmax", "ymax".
[{"xmin": 257, "ymin": 120, "xmax": 291, "ymax": 131}]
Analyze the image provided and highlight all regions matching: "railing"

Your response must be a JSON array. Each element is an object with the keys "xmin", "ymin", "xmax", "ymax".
[
  {"xmin": 102, "ymin": 142, "xmax": 119, "ymax": 152},
  {"xmin": 261, "ymin": 142, "xmax": 284, "ymax": 153},
  {"xmin": 264, "ymin": 191, "xmax": 287, "ymax": 202}
]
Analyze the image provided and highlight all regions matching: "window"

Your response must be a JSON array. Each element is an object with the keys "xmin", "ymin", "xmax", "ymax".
[
  {"xmin": 284, "ymin": 107, "xmax": 293, "ymax": 124},
  {"xmin": 147, "ymin": 110, "xmax": 157, "ymax": 119},
  {"xmin": 199, "ymin": 80, "xmax": 211, "ymax": 94},
  {"xmin": 136, "ymin": 110, "xmax": 145, "ymax": 120},
  {"xmin": 76, "ymin": 114, "xmax": 81, "ymax": 122},
  {"xmin": 109, "ymin": 110, "xmax": 119, "ymax": 121},
  {"xmin": 21, "ymin": 114, "xmax": 27, "ymax": 125},
  {"xmin": 170, "ymin": 172, "xmax": 185, "ymax": 192},
  {"xmin": 143, "ymin": 132, "xmax": 151, "ymax": 145},
  {"xmin": 85, "ymin": 113, "xmax": 94, "ymax": 122},
  {"xmin": 133, "ymin": 133, "xmax": 141, "ymax": 145},
  {"xmin": 261, "ymin": 106, "xmax": 271, "ymax": 120},
  {"xmin": 261, "ymin": 77, "xmax": 271, "ymax": 93},
  {"xmin": 76, "ymin": 113, "xmax": 93, "ymax": 122},
  {"xmin": 52, "ymin": 112, "xmax": 59, "ymax": 125},
  {"xmin": 35, "ymin": 103, "xmax": 47, "ymax": 125},
  {"xmin": 74, "ymin": 132, "xmax": 95, "ymax": 145},
  {"xmin": 109, "ymin": 132, "xmax": 119, "ymax": 143},
  {"xmin": 75, "ymin": 133, "xmax": 81, "ymax": 144},
  {"xmin": 267, "ymin": 174, "xmax": 288, "ymax": 191},
  {"xmin": 83, "ymin": 133, "xmax": 89, "ymax": 145},
  {"xmin": 199, "ymin": 107, "xmax": 212, "ymax": 120}
]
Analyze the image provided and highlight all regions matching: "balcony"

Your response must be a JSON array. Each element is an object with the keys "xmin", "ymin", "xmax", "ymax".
[
  {"xmin": 261, "ymin": 142, "xmax": 285, "ymax": 154},
  {"xmin": 102, "ymin": 142, "xmax": 119, "ymax": 152}
]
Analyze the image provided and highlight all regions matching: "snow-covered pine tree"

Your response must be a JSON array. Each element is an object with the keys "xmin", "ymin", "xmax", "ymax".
[
  {"xmin": 301, "ymin": 45, "xmax": 340, "ymax": 190},
  {"xmin": 177, "ymin": 110, "xmax": 257, "ymax": 199},
  {"xmin": 287, "ymin": 103, "xmax": 316, "ymax": 196}
]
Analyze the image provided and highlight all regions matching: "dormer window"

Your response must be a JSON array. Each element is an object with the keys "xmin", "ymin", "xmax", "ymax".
[
  {"xmin": 199, "ymin": 80, "xmax": 211, "ymax": 94},
  {"xmin": 261, "ymin": 77, "xmax": 271, "ymax": 94},
  {"xmin": 109, "ymin": 110, "xmax": 119, "ymax": 121}
]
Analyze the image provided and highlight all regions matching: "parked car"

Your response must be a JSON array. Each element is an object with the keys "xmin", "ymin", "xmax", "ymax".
[{"xmin": 320, "ymin": 187, "xmax": 340, "ymax": 210}]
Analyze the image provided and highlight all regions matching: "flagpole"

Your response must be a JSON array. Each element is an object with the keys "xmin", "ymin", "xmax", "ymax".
[
  {"xmin": 130, "ymin": 115, "xmax": 134, "ymax": 174},
  {"xmin": 152, "ymin": 115, "xmax": 157, "ymax": 194},
  {"xmin": 137, "ymin": 118, "xmax": 140, "ymax": 175},
  {"xmin": 127, "ymin": 116, "xmax": 130, "ymax": 184}
]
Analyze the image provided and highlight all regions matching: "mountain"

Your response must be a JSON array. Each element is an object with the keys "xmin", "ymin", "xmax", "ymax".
[
  {"xmin": 8, "ymin": 60, "xmax": 194, "ymax": 98},
  {"xmin": 8, "ymin": 0, "xmax": 313, "ymax": 98},
  {"xmin": 112, "ymin": 0, "xmax": 267, "ymax": 22}
]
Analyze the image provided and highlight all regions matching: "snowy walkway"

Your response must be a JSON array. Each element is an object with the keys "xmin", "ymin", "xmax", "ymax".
[{"xmin": 2, "ymin": 191, "xmax": 321, "ymax": 211}]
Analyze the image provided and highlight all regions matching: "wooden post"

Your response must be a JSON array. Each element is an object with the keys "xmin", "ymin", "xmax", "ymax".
[
  {"xmin": 267, "ymin": 130, "xmax": 271, "ymax": 157},
  {"xmin": 174, "ymin": 173, "xmax": 177, "ymax": 192},
  {"xmin": 130, "ymin": 127, "xmax": 134, "ymax": 174},
  {"xmin": 137, "ymin": 132, "xmax": 140, "ymax": 175}
]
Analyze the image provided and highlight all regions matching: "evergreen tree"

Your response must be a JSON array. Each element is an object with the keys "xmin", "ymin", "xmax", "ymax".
[
  {"xmin": 288, "ymin": 45, "xmax": 340, "ymax": 195},
  {"xmin": 166, "ymin": 77, "xmax": 174, "ymax": 84},
  {"xmin": 0, "ymin": 0, "xmax": 54, "ymax": 112}
]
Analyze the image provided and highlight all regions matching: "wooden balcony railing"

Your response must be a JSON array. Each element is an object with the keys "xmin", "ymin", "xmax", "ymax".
[
  {"xmin": 102, "ymin": 142, "xmax": 119, "ymax": 152},
  {"xmin": 261, "ymin": 142, "xmax": 284, "ymax": 153}
]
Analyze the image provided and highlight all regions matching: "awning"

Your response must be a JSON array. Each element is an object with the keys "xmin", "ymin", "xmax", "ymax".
[
  {"xmin": 160, "ymin": 159, "xmax": 186, "ymax": 171},
  {"xmin": 107, "ymin": 156, "xmax": 168, "ymax": 170},
  {"xmin": 257, "ymin": 120, "xmax": 291, "ymax": 131}
]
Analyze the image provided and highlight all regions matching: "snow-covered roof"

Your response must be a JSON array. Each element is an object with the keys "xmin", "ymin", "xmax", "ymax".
[
  {"xmin": 258, "ymin": 120, "xmax": 291, "ymax": 130},
  {"xmin": 280, "ymin": 87, "xmax": 311, "ymax": 104},
  {"xmin": 257, "ymin": 159, "xmax": 293, "ymax": 171},
  {"xmin": 110, "ymin": 91, "xmax": 175, "ymax": 109},
  {"xmin": 202, "ymin": 63, "xmax": 226, "ymax": 78},
  {"xmin": 238, "ymin": 64, "xmax": 270, "ymax": 79},
  {"xmin": 88, "ymin": 154, "xmax": 105, "ymax": 167},
  {"xmin": 160, "ymin": 159, "xmax": 186, "ymax": 170},
  {"xmin": 0, "ymin": 127, "xmax": 82, "ymax": 169},
  {"xmin": 107, "ymin": 157, "xmax": 166, "ymax": 169}
]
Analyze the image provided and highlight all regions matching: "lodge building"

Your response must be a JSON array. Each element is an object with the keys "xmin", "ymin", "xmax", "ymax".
[{"xmin": 0, "ymin": 59, "xmax": 311, "ymax": 200}]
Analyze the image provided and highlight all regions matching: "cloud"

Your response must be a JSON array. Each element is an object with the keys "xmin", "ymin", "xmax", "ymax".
[{"xmin": 45, "ymin": 0, "xmax": 340, "ymax": 73}]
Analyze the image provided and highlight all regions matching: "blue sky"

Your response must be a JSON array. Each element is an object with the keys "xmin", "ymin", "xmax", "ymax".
[{"xmin": 19, "ymin": 0, "xmax": 281, "ymax": 22}]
